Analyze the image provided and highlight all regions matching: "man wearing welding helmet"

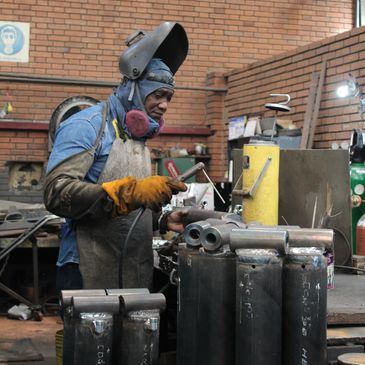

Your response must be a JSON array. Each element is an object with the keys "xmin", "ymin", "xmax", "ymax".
[{"xmin": 44, "ymin": 22, "xmax": 189, "ymax": 291}]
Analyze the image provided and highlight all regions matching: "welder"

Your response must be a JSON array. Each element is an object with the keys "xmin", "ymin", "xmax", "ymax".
[{"xmin": 43, "ymin": 22, "xmax": 189, "ymax": 292}]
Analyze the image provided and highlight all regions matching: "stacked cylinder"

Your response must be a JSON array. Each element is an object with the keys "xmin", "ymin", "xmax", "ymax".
[
  {"xmin": 178, "ymin": 215, "xmax": 331, "ymax": 365},
  {"xmin": 60, "ymin": 288, "xmax": 165, "ymax": 365}
]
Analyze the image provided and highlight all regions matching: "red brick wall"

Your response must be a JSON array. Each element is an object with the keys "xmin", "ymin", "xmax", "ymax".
[
  {"xmin": 0, "ymin": 0, "xmax": 355, "ymax": 197},
  {"xmin": 226, "ymin": 26, "xmax": 365, "ymax": 156}
]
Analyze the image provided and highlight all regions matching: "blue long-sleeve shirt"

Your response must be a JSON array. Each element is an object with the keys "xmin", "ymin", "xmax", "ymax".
[{"xmin": 47, "ymin": 103, "xmax": 117, "ymax": 267}]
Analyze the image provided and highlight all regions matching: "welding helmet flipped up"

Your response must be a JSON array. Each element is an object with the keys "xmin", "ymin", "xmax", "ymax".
[{"xmin": 119, "ymin": 21, "xmax": 189, "ymax": 79}]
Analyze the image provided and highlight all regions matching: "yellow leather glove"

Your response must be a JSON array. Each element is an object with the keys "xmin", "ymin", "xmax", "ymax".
[{"xmin": 102, "ymin": 176, "xmax": 187, "ymax": 215}]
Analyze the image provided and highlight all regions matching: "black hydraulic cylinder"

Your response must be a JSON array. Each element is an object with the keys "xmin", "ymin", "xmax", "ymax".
[
  {"xmin": 73, "ymin": 312, "xmax": 113, "ymax": 365},
  {"xmin": 177, "ymin": 245, "xmax": 237, "ymax": 365},
  {"xmin": 282, "ymin": 251, "xmax": 327, "ymax": 365},
  {"xmin": 235, "ymin": 250, "xmax": 283, "ymax": 365}
]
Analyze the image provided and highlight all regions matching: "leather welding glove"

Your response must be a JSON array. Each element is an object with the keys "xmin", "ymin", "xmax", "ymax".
[{"xmin": 101, "ymin": 175, "xmax": 187, "ymax": 215}]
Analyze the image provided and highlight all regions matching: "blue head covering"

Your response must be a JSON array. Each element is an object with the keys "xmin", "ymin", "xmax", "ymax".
[{"xmin": 108, "ymin": 58, "xmax": 174, "ymax": 139}]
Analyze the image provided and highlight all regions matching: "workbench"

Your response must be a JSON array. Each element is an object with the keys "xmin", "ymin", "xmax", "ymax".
[
  {"xmin": 328, "ymin": 273, "xmax": 365, "ymax": 325},
  {"xmin": 327, "ymin": 272, "xmax": 365, "ymax": 363}
]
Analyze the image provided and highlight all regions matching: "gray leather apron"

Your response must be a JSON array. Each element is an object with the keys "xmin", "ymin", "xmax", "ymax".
[{"xmin": 76, "ymin": 138, "xmax": 153, "ymax": 290}]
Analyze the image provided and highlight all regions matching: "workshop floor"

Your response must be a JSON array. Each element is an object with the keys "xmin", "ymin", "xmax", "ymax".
[{"xmin": 0, "ymin": 314, "xmax": 62, "ymax": 365}]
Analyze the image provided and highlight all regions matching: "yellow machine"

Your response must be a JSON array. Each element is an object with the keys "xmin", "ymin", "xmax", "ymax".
[{"xmin": 242, "ymin": 142, "xmax": 280, "ymax": 225}]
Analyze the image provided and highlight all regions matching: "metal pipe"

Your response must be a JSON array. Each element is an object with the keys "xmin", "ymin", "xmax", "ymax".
[
  {"xmin": 61, "ymin": 289, "xmax": 106, "ymax": 308},
  {"xmin": 201, "ymin": 222, "xmax": 242, "ymax": 252},
  {"xmin": 245, "ymin": 225, "xmax": 333, "ymax": 249},
  {"xmin": 120, "ymin": 293, "xmax": 166, "ymax": 313},
  {"xmin": 286, "ymin": 228, "xmax": 334, "ymax": 249},
  {"xmin": 71, "ymin": 295, "xmax": 120, "ymax": 316},
  {"xmin": 178, "ymin": 207, "xmax": 241, "ymax": 226},
  {"xmin": 183, "ymin": 218, "xmax": 224, "ymax": 247},
  {"xmin": 106, "ymin": 288, "xmax": 149, "ymax": 296},
  {"xmin": 229, "ymin": 228, "xmax": 289, "ymax": 254}
]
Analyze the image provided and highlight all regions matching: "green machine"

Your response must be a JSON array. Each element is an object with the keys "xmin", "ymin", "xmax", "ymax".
[{"xmin": 350, "ymin": 129, "xmax": 365, "ymax": 254}]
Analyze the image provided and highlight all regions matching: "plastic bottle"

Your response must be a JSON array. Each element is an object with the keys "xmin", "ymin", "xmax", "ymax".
[{"xmin": 356, "ymin": 213, "xmax": 365, "ymax": 256}]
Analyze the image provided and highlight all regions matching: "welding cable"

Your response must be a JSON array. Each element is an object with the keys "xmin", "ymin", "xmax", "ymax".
[
  {"xmin": 332, "ymin": 227, "xmax": 352, "ymax": 266},
  {"xmin": 120, "ymin": 163, "xmax": 206, "ymax": 288}
]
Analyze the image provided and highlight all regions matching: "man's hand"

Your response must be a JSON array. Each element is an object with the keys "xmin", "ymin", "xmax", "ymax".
[{"xmin": 165, "ymin": 209, "xmax": 190, "ymax": 233}]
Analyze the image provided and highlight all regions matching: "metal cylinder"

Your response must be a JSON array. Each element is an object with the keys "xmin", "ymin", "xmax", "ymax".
[
  {"xmin": 183, "ymin": 218, "xmax": 223, "ymax": 247},
  {"xmin": 61, "ymin": 289, "xmax": 107, "ymax": 365},
  {"xmin": 176, "ymin": 244, "xmax": 201, "ymax": 365},
  {"xmin": 230, "ymin": 228, "xmax": 289, "ymax": 254},
  {"xmin": 179, "ymin": 207, "xmax": 237, "ymax": 226},
  {"xmin": 245, "ymin": 225, "xmax": 334, "ymax": 249},
  {"xmin": 282, "ymin": 251, "xmax": 327, "ymax": 365},
  {"xmin": 114, "ymin": 309, "xmax": 161, "ymax": 365},
  {"xmin": 73, "ymin": 312, "xmax": 114, "ymax": 365},
  {"xmin": 62, "ymin": 287, "xmax": 150, "ymax": 364},
  {"xmin": 61, "ymin": 289, "xmax": 106, "ymax": 308},
  {"xmin": 177, "ymin": 246, "xmax": 237, "ymax": 365},
  {"xmin": 201, "ymin": 222, "xmax": 240, "ymax": 252},
  {"xmin": 106, "ymin": 288, "xmax": 150, "ymax": 296},
  {"xmin": 286, "ymin": 228, "xmax": 334, "ymax": 249},
  {"xmin": 235, "ymin": 250, "xmax": 283, "ymax": 365},
  {"xmin": 72, "ymin": 295, "xmax": 120, "ymax": 316},
  {"xmin": 119, "ymin": 292, "xmax": 166, "ymax": 313}
]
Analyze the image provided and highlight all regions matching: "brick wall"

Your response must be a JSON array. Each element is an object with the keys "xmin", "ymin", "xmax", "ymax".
[
  {"xmin": 0, "ymin": 0, "xmax": 355, "ymax": 201},
  {"xmin": 226, "ymin": 26, "xmax": 365, "ymax": 155}
]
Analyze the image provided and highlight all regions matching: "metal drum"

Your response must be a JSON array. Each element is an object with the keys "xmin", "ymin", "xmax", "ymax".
[
  {"xmin": 282, "ymin": 250, "xmax": 327, "ymax": 365},
  {"xmin": 235, "ymin": 250, "xmax": 283, "ymax": 365}
]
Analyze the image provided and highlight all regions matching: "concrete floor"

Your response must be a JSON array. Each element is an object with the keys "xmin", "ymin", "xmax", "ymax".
[{"xmin": 0, "ymin": 314, "xmax": 62, "ymax": 365}]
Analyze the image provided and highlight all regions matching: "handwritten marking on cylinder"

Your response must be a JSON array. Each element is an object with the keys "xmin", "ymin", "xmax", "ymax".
[
  {"xmin": 302, "ymin": 276, "xmax": 312, "ymax": 337},
  {"xmin": 239, "ymin": 273, "xmax": 254, "ymax": 323},
  {"xmin": 301, "ymin": 348, "xmax": 308, "ymax": 365}
]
